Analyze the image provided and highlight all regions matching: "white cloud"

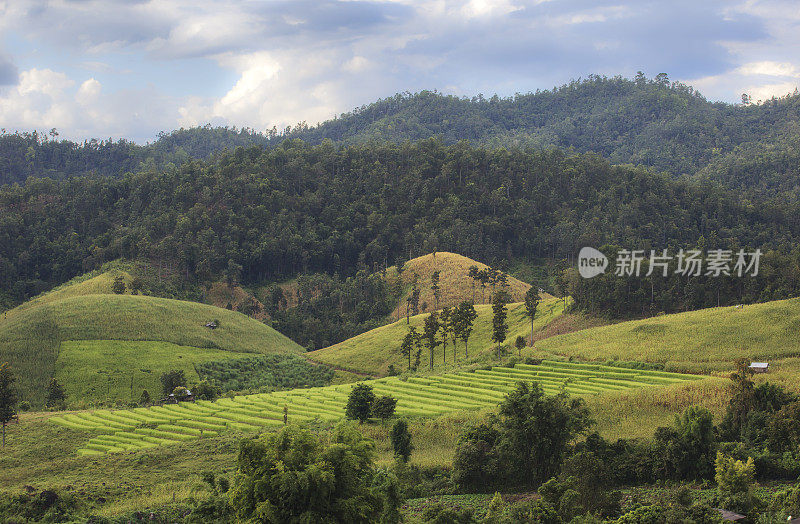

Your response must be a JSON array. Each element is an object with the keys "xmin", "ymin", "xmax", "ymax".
[
  {"xmin": 178, "ymin": 49, "xmax": 352, "ymax": 131},
  {"xmin": 17, "ymin": 68, "xmax": 73, "ymax": 97},
  {"xmin": 737, "ymin": 61, "xmax": 799, "ymax": 78},
  {"xmin": 743, "ymin": 81, "xmax": 799, "ymax": 102},
  {"xmin": 1, "ymin": 0, "xmax": 799, "ymax": 140},
  {"xmin": 77, "ymin": 78, "xmax": 102, "ymax": 102},
  {"xmin": 343, "ymin": 56, "xmax": 370, "ymax": 73}
]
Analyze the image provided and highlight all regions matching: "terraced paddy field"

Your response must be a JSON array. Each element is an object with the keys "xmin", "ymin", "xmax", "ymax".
[{"xmin": 50, "ymin": 361, "xmax": 702, "ymax": 455}]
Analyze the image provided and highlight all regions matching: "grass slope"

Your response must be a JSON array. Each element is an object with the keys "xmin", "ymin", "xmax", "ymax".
[
  {"xmin": 0, "ymin": 280, "xmax": 304, "ymax": 406},
  {"xmin": 386, "ymin": 252, "xmax": 550, "ymax": 321},
  {"xmin": 537, "ymin": 297, "xmax": 800, "ymax": 373},
  {"xmin": 310, "ymin": 297, "xmax": 567, "ymax": 376},
  {"xmin": 55, "ymin": 341, "xmax": 250, "ymax": 405},
  {"xmin": 4, "ymin": 270, "xmax": 134, "ymax": 316}
]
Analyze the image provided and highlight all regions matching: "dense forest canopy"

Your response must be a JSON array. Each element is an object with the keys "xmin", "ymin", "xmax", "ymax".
[
  {"xmin": 2, "ymin": 138, "xmax": 798, "ymax": 310},
  {"xmin": 0, "ymin": 126, "xmax": 267, "ymax": 185},
  {"xmin": 279, "ymin": 74, "xmax": 800, "ymax": 178}
]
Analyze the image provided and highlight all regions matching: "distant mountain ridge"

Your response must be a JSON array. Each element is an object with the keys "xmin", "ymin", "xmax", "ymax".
[
  {"xmin": 3, "ymin": 74, "xmax": 799, "ymax": 189},
  {"xmin": 278, "ymin": 75, "xmax": 800, "ymax": 177}
]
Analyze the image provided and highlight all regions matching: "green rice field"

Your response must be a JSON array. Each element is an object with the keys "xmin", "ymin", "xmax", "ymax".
[{"xmin": 50, "ymin": 360, "xmax": 702, "ymax": 455}]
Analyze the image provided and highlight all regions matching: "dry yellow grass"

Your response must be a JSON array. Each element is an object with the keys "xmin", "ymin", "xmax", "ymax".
[{"xmin": 385, "ymin": 252, "xmax": 551, "ymax": 320}]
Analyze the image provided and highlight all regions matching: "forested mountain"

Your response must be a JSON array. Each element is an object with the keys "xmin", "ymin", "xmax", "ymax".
[
  {"xmin": 280, "ymin": 74, "xmax": 800, "ymax": 178},
  {"xmin": 0, "ymin": 126, "xmax": 266, "ymax": 185},
  {"xmin": 2, "ymin": 139, "xmax": 799, "ymax": 310},
  {"xmin": 3, "ymin": 74, "xmax": 800, "ymax": 194}
]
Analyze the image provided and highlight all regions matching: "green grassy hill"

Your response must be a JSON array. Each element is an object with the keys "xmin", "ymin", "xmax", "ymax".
[
  {"xmin": 309, "ymin": 297, "xmax": 568, "ymax": 376},
  {"xmin": 537, "ymin": 297, "xmax": 800, "ymax": 375},
  {"xmin": 0, "ymin": 274, "xmax": 304, "ymax": 407}
]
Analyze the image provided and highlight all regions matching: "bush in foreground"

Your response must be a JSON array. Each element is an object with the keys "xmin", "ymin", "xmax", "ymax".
[
  {"xmin": 453, "ymin": 381, "xmax": 592, "ymax": 491},
  {"xmin": 229, "ymin": 423, "xmax": 400, "ymax": 523}
]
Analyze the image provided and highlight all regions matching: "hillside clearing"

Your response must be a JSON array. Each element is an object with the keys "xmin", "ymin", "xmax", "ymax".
[{"xmin": 385, "ymin": 252, "xmax": 550, "ymax": 321}]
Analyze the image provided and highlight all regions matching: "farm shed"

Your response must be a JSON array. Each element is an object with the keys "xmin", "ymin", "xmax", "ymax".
[{"xmin": 749, "ymin": 362, "xmax": 769, "ymax": 373}]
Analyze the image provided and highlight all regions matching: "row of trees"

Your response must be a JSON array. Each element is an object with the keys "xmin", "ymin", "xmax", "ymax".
[
  {"xmin": 400, "ymin": 301, "xmax": 479, "ymax": 370},
  {"xmin": 399, "ymin": 269, "xmax": 545, "ymax": 369}
]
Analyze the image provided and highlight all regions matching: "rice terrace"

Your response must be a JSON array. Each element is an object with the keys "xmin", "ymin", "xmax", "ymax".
[{"xmin": 52, "ymin": 361, "xmax": 701, "ymax": 455}]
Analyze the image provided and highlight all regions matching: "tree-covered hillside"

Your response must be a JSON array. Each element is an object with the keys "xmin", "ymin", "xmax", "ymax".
[
  {"xmin": 0, "ymin": 126, "xmax": 267, "ymax": 185},
  {"xmin": 280, "ymin": 74, "xmax": 800, "ymax": 177},
  {"xmin": 2, "ymin": 139, "xmax": 799, "ymax": 309},
  {"xmin": 3, "ymin": 74, "xmax": 800, "ymax": 194}
]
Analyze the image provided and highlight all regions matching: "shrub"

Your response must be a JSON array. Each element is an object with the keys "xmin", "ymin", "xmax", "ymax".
[
  {"xmin": 111, "ymin": 275, "xmax": 126, "ymax": 294},
  {"xmin": 452, "ymin": 423, "xmax": 503, "ymax": 491},
  {"xmin": 453, "ymin": 382, "xmax": 593, "ymax": 491},
  {"xmin": 172, "ymin": 386, "xmax": 190, "ymax": 400},
  {"xmin": 372, "ymin": 395, "xmax": 397, "ymax": 421},
  {"xmin": 503, "ymin": 499, "xmax": 560, "ymax": 524},
  {"xmin": 713, "ymin": 452, "xmax": 761, "ymax": 516},
  {"xmin": 390, "ymin": 419, "xmax": 413, "ymax": 462},
  {"xmin": 229, "ymin": 423, "xmax": 397, "ymax": 523},
  {"xmin": 514, "ymin": 335, "xmax": 526, "ymax": 356},
  {"xmin": 197, "ymin": 354, "xmax": 334, "ymax": 393},
  {"xmin": 653, "ymin": 406, "xmax": 716, "ymax": 481},
  {"xmin": 138, "ymin": 390, "xmax": 151, "ymax": 406},
  {"xmin": 160, "ymin": 370, "xmax": 186, "ymax": 397},
  {"xmin": 420, "ymin": 503, "xmax": 475, "ymax": 524},
  {"xmin": 767, "ymin": 401, "xmax": 800, "ymax": 452},
  {"xmin": 193, "ymin": 380, "xmax": 221, "ymax": 401},
  {"xmin": 45, "ymin": 378, "xmax": 66, "ymax": 409},
  {"xmin": 345, "ymin": 383, "xmax": 375, "ymax": 424}
]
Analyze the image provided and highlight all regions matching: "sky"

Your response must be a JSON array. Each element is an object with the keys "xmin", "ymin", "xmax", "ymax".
[{"xmin": 0, "ymin": 0, "xmax": 798, "ymax": 143}]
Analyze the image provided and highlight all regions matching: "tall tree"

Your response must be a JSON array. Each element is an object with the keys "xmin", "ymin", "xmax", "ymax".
[
  {"xmin": 492, "ymin": 290, "xmax": 509, "ymax": 359},
  {"xmin": 455, "ymin": 301, "xmax": 478, "ymax": 359},
  {"xmin": 410, "ymin": 287, "xmax": 421, "ymax": 316},
  {"xmin": 524, "ymin": 287, "xmax": 540, "ymax": 346},
  {"xmin": 467, "ymin": 265, "xmax": 480, "ymax": 304},
  {"xmin": 439, "ymin": 306, "xmax": 452, "ymax": 365},
  {"xmin": 0, "ymin": 362, "xmax": 18, "ymax": 447},
  {"xmin": 400, "ymin": 327, "xmax": 420, "ymax": 371},
  {"xmin": 422, "ymin": 311, "xmax": 441, "ymax": 370},
  {"xmin": 477, "ymin": 269, "xmax": 490, "ymax": 303},
  {"xmin": 391, "ymin": 419, "xmax": 413, "ymax": 462},
  {"xmin": 431, "ymin": 270, "xmax": 441, "ymax": 311}
]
